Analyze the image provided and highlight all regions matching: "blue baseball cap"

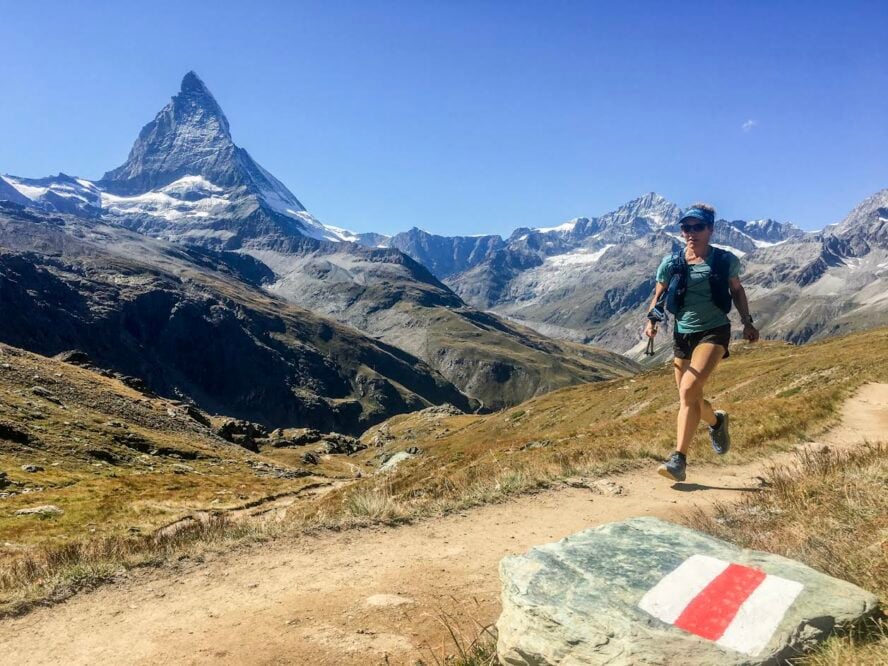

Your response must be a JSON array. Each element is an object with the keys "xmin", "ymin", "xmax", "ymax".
[{"xmin": 679, "ymin": 207, "xmax": 715, "ymax": 226}]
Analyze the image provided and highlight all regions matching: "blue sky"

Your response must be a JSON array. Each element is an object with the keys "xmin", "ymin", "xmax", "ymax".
[{"xmin": 1, "ymin": 1, "xmax": 885, "ymax": 235}]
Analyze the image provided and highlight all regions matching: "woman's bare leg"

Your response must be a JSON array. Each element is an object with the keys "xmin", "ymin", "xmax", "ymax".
[
  {"xmin": 676, "ymin": 343, "xmax": 725, "ymax": 454},
  {"xmin": 674, "ymin": 358, "xmax": 718, "ymax": 429}
]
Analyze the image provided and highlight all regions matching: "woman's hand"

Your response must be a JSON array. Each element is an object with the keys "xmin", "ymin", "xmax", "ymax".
[
  {"xmin": 743, "ymin": 323, "xmax": 759, "ymax": 343},
  {"xmin": 644, "ymin": 320, "xmax": 658, "ymax": 338}
]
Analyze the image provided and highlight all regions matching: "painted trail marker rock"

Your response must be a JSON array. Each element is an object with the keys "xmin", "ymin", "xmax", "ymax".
[{"xmin": 496, "ymin": 517, "xmax": 878, "ymax": 665}]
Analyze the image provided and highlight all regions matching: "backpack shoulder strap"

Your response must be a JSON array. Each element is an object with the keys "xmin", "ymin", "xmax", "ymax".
[
  {"xmin": 669, "ymin": 249, "xmax": 687, "ymax": 273},
  {"xmin": 709, "ymin": 246, "xmax": 731, "ymax": 273}
]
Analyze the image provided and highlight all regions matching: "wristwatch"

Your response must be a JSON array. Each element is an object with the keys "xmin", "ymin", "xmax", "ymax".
[{"xmin": 741, "ymin": 314, "xmax": 754, "ymax": 325}]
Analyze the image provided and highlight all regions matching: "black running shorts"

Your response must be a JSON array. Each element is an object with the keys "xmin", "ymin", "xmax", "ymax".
[{"xmin": 673, "ymin": 323, "xmax": 731, "ymax": 360}]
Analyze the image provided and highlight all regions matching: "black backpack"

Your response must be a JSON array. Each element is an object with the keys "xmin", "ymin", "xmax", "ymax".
[{"xmin": 664, "ymin": 247, "xmax": 733, "ymax": 316}]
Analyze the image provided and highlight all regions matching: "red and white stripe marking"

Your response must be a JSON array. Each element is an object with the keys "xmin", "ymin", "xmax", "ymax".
[{"xmin": 638, "ymin": 554, "xmax": 804, "ymax": 656}]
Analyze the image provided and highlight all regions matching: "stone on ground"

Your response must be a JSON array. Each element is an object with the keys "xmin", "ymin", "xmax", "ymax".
[
  {"xmin": 377, "ymin": 450, "xmax": 416, "ymax": 473},
  {"xmin": 14, "ymin": 505, "xmax": 63, "ymax": 517},
  {"xmin": 496, "ymin": 517, "xmax": 878, "ymax": 665}
]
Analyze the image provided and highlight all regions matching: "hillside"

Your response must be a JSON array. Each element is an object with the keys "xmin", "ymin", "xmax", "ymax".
[
  {"xmin": 313, "ymin": 326, "xmax": 888, "ymax": 521},
  {"xmin": 0, "ymin": 331, "xmax": 885, "ymax": 664},
  {"xmin": 1, "ymin": 326, "xmax": 886, "ymax": 623},
  {"xmin": 0, "ymin": 202, "xmax": 473, "ymax": 433}
]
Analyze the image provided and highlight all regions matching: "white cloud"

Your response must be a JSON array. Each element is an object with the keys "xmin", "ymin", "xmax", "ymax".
[{"xmin": 742, "ymin": 119, "xmax": 757, "ymax": 133}]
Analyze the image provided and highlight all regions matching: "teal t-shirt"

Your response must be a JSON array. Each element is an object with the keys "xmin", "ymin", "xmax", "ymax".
[{"xmin": 655, "ymin": 249, "xmax": 741, "ymax": 334}]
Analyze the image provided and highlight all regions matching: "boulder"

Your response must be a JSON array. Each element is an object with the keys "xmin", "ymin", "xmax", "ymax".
[
  {"xmin": 301, "ymin": 451, "xmax": 320, "ymax": 465},
  {"xmin": 15, "ymin": 505, "xmax": 63, "ymax": 517},
  {"xmin": 54, "ymin": 350, "xmax": 92, "ymax": 366},
  {"xmin": 216, "ymin": 419, "xmax": 267, "ymax": 451},
  {"xmin": 0, "ymin": 421, "xmax": 34, "ymax": 445},
  {"xmin": 419, "ymin": 403, "xmax": 464, "ymax": 417},
  {"xmin": 270, "ymin": 428, "xmax": 323, "ymax": 448},
  {"xmin": 30, "ymin": 386, "xmax": 63, "ymax": 405},
  {"xmin": 116, "ymin": 374, "xmax": 155, "ymax": 395},
  {"xmin": 180, "ymin": 404, "xmax": 210, "ymax": 427},
  {"xmin": 377, "ymin": 451, "xmax": 416, "ymax": 473},
  {"xmin": 497, "ymin": 517, "xmax": 879, "ymax": 665},
  {"xmin": 21, "ymin": 464, "xmax": 44, "ymax": 473},
  {"xmin": 321, "ymin": 433, "xmax": 366, "ymax": 455}
]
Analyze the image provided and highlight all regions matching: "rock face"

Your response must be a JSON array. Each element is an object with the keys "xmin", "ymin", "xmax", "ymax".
[
  {"xmin": 497, "ymin": 517, "xmax": 878, "ymax": 666},
  {"xmin": 377, "ymin": 227, "xmax": 505, "ymax": 278}
]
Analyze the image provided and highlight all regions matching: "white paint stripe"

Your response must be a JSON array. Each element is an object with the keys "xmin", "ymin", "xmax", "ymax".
[
  {"xmin": 638, "ymin": 554, "xmax": 729, "ymax": 624},
  {"xmin": 716, "ymin": 574, "xmax": 804, "ymax": 656}
]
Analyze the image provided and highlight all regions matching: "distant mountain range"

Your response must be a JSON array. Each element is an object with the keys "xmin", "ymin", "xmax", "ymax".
[
  {"xmin": 2, "ymin": 71, "xmax": 886, "ymax": 420},
  {"xmin": 352, "ymin": 189, "xmax": 886, "ymax": 358}
]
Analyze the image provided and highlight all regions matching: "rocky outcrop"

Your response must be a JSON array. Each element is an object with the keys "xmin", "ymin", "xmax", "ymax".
[
  {"xmin": 829, "ymin": 187, "xmax": 888, "ymax": 253},
  {"xmin": 321, "ymin": 433, "xmax": 366, "ymax": 455},
  {"xmin": 381, "ymin": 227, "xmax": 504, "ymax": 279},
  {"xmin": 216, "ymin": 419, "xmax": 268, "ymax": 451},
  {"xmin": 497, "ymin": 517, "xmax": 878, "ymax": 665}
]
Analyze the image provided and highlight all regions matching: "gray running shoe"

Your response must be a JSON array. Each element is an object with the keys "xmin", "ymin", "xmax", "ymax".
[
  {"xmin": 657, "ymin": 452, "xmax": 687, "ymax": 482},
  {"xmin": 709, "ymin": 410, "xmax": 731, "ymax": 455}
]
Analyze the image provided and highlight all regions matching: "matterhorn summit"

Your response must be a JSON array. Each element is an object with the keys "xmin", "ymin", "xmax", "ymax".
[
  {"xmin": 2, "ymin": 71, "xmax": 356, "ymax": 245},
  {"xmin": 100, "ymin": 71, "xmax": 246, "ymax": 194}
]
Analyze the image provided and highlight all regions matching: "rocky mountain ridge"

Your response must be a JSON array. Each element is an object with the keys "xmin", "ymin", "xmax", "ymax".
[
  {"xmin": 365, "ymin": 191, "xmax": 883, "ymax": 357},
  {"xmin": 0, "ymin": 201, "xmax": 477, "ymax": 433}
]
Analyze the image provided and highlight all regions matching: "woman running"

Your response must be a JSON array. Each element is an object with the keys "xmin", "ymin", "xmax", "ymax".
[{"xmin": 644, "ymin": 203, "xmax": 759, "ymax": 481}]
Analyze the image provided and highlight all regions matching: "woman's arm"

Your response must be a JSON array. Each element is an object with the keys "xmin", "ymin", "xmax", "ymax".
[
  {"xmin": 728, "ymin": 276, "xmax": 759, "ymax": 342},
  {"xmin": 644, "ymin": 282, "xmax": 668, "ymax": 338}
]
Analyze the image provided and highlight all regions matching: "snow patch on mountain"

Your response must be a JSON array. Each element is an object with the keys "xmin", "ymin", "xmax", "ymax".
[
  {"xmin": 1, "ymin": 176, "xmax": 48, "ymax": 200},
  {"xmin": 101, "ymin": 177, "xmax": 231, "ymax": 221},
  {"xmin": 751, "ymin": 238, "xmax": 787, "ymax": 248},
  {"xmin": 159, "ymin": 175, "xmax": 224, "ymax": 196},
  {"xmin": 546, "ymin": 245, "xmax": 614, "ymax": 266},
  {"xmin": 1, "ymin": 173, "xmax": 101, "ymax": 216},
  {"xmin": 535, "ymin": 219, "xmax": 578, "ymax": 234}
]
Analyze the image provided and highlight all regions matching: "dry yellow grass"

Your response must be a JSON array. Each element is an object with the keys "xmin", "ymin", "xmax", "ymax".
[
  {"xmin": 305, "ymin": 327, "xmax": 888, "ymax": 528},
  {"xmin": 687, "ymin": 446, "xmax": 888, "ymax": 664},
  {"xmin": 0, "ymin": 343, "xmax": 342, "ymax": 615},
  {"xmin": 2, "ymin": 327, "xmax": 888, "ymax": 626}
]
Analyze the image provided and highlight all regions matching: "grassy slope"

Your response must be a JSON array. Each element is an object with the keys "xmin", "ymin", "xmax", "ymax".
[
  {"xmin": 2, "ymin": 327, "xmax": 887, "ymax": 626},
  {"xmin": 0, "ymin": 343, "xmax": 354, "ymax": 549},
  {"xmin": 687, "ymin": 446, "xmax": 888, "ymax": 665},
  {"xmin": 306, "ymin": 327, "xmax": 888, "ymax": 526}
]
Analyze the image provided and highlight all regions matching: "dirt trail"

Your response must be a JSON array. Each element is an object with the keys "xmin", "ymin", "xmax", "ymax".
[{"xmin": 4, "ymin": 383, "xmax": 887, "ymax": 666}]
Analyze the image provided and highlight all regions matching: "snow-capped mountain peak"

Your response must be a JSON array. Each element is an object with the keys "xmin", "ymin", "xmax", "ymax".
[
  {"xmin": 1, "ymin": 71, "xmax": 360, "ymax": 245},
  {"xmin": 534, "ymin": 218, "xmax": 580, "ymax": 234},
  {"xmin": 100, "ymin": 71, "xmax": 237, "ymax": 194},
  {"xmin": 0, "ymin": 173, "xmax": 101, "ymax": 216},
  {"xmin": 830, "ymin": 187, "xmax": 888, "ymax": 252}
]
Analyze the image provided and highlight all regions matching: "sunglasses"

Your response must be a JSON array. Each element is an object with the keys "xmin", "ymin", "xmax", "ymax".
[{"xmin": 680, "ymin": 222, "xmax": 708, "ymax": 234}]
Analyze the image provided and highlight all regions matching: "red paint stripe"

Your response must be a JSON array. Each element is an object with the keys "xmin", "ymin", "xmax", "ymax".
[{"xmin": 674, "ymin": 563, "xmax": 766, "ymax": 641}]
